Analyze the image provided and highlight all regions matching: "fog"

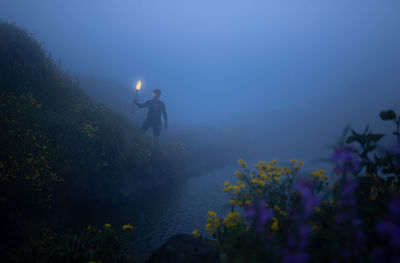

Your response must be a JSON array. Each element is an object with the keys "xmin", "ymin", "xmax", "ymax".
[{"xmin": 1, "ymin": 0, "xmax": 400, "ymax": 168}]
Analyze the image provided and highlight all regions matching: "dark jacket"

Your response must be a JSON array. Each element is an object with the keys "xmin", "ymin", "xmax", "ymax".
[{"xmin": 136, "ymin": 98, "xmax": 167, "ymax": 124}]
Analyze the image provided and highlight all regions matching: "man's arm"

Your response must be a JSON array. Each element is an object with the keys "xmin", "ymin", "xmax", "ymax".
[
  {"xmin": 135, "ymin": 100, "xmax": 149, "ymax": 108},
  {"xmin": 162, "ymin": 102, "xmax": 168, "ymax": 128}
]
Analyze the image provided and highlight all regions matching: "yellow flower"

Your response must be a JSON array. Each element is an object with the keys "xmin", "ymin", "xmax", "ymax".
[
  {"xmin": 271, "ymin": 217, "xmax": 279, "ymax": 231},
  {"xmin": 232, "ymin": 185, "xmax": 240, "ymax": 194},
  {"xmin": 223, "ymin": 186, "xmax": 232, "ymax": 192},
  {"xmin": 259, "ymin": 160, "xmax": 267, "ymax": 166},
  {"xmin": 314, "ymin": 206, "xmax": 321, "ymax": 212},
  {"xmin": 208, "ymin": 211, "xmax": 217, "ymax": 217},
  {"xmin": 193, "ymin": 230, "xmax": 200, "ymax": 238},
  {"xmin": 238, "ymin": 158, "xmax": 247, "ymax": 167},
  {"xmin": 290, "ymin": 159, "xmax": 297, "ymax": 165},
  {"xmin": 207, "ymin": 218, "xmax": 213, "ymax": 223},
  {"xmin": 279, "ymin": 211, "xmax": 287, "ymax": 217},
  {"xmin": 229, "ymin": 199, "xmax": 237, "ymax": 205},
  {"xmin": 205, "ymin": 223, "xmax": 213, "ymax": 231},
  {"xmin": 122, "ymin": 224, "xmax": 133, "ymax": 230},
  {"xmin": 274, "ymin": 205, "xmax": 280, "ymax": 211},
  {"xmin": 298, "ymin": 160, "xmax": 304, "ymax": 166},
  {"xmin": 312, "ymin": 224, "xmax": 320, "ymax": 232},
  {"xmin": 274, "ymin": 176, "xmax": 280, "ymax": 182},
  {"xmin": 224, "ymin": 212, "xmax": 241, "ymax": 228},
  {"xmin": 224, "ymin": 181, "xmax": 230, "ymax": 186},
  {"xmin": 87, "ymin": 225, "xmax": 92, "ymax": 230},
  {"xmin": 214, "ymin": 218, "xmax": 221, "ymax": 228},
  {"xmin": 234, "ymin": 170, "xmax": 244, "ymax": 179},
  {"xmin": 104, "ymin": 223, "xmax": 111, "ymax": 229}
]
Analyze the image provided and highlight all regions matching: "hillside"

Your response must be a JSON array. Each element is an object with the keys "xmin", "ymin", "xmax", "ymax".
[{"xmin": 0, "ymin": 21, "xmax": 189, "ymax": 252}]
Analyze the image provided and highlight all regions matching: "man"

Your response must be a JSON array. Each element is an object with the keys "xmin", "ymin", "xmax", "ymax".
[{"xmin": 134, "ymin": 89, "xmax": 168, "ymax": 144}]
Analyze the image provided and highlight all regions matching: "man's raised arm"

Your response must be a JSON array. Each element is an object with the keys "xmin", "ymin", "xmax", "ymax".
[{"xmin": 135, "ymin": 100, "xmax": 149, "ymax": 108}]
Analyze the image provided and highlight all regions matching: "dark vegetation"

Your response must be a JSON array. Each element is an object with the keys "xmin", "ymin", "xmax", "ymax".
[
  {"xmin": 196, "ymin": 110, "xmax": 400, "ymax": 263},
  {"xmin": 0, "ymin": 21, "xmax": 189, "ymax": 261}
]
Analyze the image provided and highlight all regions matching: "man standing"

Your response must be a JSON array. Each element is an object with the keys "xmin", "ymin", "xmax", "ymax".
[{"xmin": 134, "ymin": 89, "xmax": 168, "ymax": 144}]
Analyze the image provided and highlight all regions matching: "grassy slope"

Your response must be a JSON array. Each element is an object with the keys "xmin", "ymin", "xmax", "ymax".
[{"xmin": 0, "ymin": 21, "xmax": 189, "ymax": 248}]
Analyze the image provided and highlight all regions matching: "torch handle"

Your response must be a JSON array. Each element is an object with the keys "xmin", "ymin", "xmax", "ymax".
[{"xmin": 131, "ymin": 90, "xmax": 139, "ymax": 114}]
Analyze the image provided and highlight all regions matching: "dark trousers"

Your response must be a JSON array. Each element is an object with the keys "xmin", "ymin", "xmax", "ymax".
[{"xmin": 141, "ymin": 119, "xmax": 161, "ymax": 137}]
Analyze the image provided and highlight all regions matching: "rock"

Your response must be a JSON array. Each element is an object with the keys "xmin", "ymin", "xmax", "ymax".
[{"xmin": 147, "ymin": 234, "xmax": 220, "ymax": 263}]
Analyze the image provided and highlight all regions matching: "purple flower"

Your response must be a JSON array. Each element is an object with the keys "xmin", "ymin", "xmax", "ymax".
[
  {"xmin": 372, "ymin": 195, "xmax": 400, "ymax": 262},
  {"xmin": 376, "ymin": 195, "xmax": 400, "ymax": 248},
  {"xmin": 244, "ymin": 200, "xmax": 273, "ymax": 233},
  {"xmin": 295, "ymin": 180, "xmax": 320, "ymax": 218},
  {"xmin": 335, "ymin": 177, "xmax": 360, "ymax": 224},
  {"xmin": 282, "ymin": 249, "xmax": 309, "ymax": 263},
  {"xmin": 388, "ymin": 195, "xmax": 400, "ymax": 220},
  {"xmin": 388, "ymin": 142, "xmax": 400, "ymax": 155},
  {"xmin": 330, "ymin": 145, "xmax": 362, "ymax": 174}
]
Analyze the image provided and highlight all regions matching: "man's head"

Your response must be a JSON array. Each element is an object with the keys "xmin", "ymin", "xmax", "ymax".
[{"xmin": 152, "ymin": 89, "xmax": 161, "ymax": 99}]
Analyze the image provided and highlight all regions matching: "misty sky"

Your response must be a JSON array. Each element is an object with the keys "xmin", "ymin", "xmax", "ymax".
[{"xmin": 1, "ymin": 0, "xmax": 399, "ymax": 128}]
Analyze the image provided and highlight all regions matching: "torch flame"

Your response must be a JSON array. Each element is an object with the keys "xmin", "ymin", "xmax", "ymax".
[{"xmin": 136, "ymin": 80, "xmax": 142, "ymax": 91}]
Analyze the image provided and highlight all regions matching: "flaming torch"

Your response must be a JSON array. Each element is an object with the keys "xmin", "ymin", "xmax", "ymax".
[{"xmin": 131, "ymin": 80, "xmax": 142, "ymax": 113}]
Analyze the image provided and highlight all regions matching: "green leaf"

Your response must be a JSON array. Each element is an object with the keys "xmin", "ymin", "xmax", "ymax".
[
  {"xmin": 368, "ymin": 133, "xmax": 385, "ymax": 142},
  {"xmin": 380, "ymin": 110, "xmax": 397, "ymax": 121},
  {"xmin": 346, "ymin": 136, "xmax": 356, "ymax": 143},
  {"xmin": 365, "ymin": 144, "xmax": 377, "ymax": 153}
]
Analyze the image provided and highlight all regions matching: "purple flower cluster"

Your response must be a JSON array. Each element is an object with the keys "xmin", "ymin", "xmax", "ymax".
[
  {"xmin": 282, "ymin": 180, "xmax": 320, "ymax": 263},
  {"xmin": 330, "ymin": 145, "xmax": 362, "ymax": 174},
  {"xmin": 295, "ymin": 180, "xmax": 320, "ymax": 219},
  {"xmin": 389, "ymin": 142, "xmax": 400, "ymax": 155},
  {"xmin": 244, "ymin": 199, "xmax": 274, "ymax": 233},
  {"xmin": 372, "ymin": 195, "xmax": 400, "ymax": 263},
  {"xmin": 335, "ymin": 178, "xmax": 358, "ymax": 224},
  {"xmin": 333, "ymin": 176, "xmax": 365, "ymax": 261}
]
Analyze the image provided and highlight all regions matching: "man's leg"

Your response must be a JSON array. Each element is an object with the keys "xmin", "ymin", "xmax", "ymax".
[
  {"xmin": 141, "ymin": 119, "xmax": 152, "ymax": 132},
  {"xmin": 152, "ymin": 123, "xmax": 161, "ymax": 145}
]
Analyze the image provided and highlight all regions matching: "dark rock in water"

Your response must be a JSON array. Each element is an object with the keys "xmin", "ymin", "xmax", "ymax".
[{"xmin": 147, "ymin": 234, "xmax": 220, "ymax": 263}]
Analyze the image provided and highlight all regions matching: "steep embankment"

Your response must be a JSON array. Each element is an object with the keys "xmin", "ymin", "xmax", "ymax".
[{"xmin": 0, "ymin": 22, "xmax": 189, "ymax": 247}]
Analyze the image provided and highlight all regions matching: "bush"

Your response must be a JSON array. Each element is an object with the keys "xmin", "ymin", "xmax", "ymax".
[{"xmin": 194, "ymin": 109, "xmax": 400, "ymax": 263}]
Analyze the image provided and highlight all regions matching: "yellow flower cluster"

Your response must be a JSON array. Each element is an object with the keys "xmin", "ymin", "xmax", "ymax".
[
  {"xmin": 223, "ymin": 212, "xmax": 241, "ymax": 228},
  {"xmin": 370, "ymin": 185, "xmax": 378, "ymax": 201},
  {"xmin": 122, "ymin": 224, "xmax": 133, "ymax": 230},
  {"xmin": 271, "ymin": 217, "xmax": 279, "ymax": 231},
  {"xmin": 238, "ymin": 158, "xmax": 247, "ymax": 167},
  {"xmin": 192, "ymin": 230, "xmax": 200, "ymax": 238},
  {"xmin": 274, "ymin": 205, "xmax": 287, "ymax": 217},
  {"xmin": 104, "ymin": 223, "xmax": 111, "ymax": 229},
  {"xmin": 290, "ymin": 158, "xmax": 303, "ymax": 171},
  {"xmin": 205, "ymin": 211, "xmax": 220, "ymax": 235},
  {"xmin": 310, "ymin": 169, "xmax": 327, "ymax": 182},
  {"xmin": 223, "ymin": 184, "xmax": 241, "ymax": 194}
]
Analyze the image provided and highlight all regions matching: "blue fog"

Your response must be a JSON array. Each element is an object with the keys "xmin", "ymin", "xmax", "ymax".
[{"xmin": 1, "ymin": 0, "xmax": 400, "ymax": 164}]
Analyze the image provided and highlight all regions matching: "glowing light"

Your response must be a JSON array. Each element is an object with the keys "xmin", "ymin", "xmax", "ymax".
[{"xmin": 136, "ymin": 80, "xmax": 142, "ymax": 91}]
